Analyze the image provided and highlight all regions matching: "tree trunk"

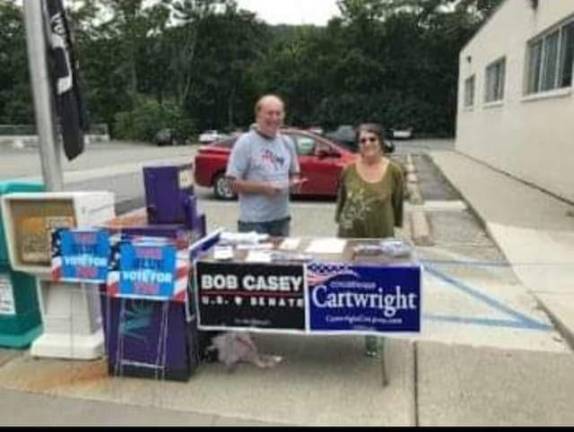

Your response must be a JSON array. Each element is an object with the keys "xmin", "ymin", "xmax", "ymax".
[{"xmin": 227, "ymin": 87, "xmax": 235, "ymax": 129}]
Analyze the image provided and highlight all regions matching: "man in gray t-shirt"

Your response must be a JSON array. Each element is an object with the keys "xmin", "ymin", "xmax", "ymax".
[{"xmin": 225, "ymin": 95, "xmax": 302, "ymax": 236}]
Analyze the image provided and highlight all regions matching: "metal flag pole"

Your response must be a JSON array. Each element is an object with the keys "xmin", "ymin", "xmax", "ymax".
[{"xmin": 23, "ymin": 0, "xmax": 63, "ymax": 191}]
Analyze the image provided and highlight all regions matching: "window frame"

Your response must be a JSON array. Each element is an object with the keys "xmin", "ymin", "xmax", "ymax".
[
  {"xmin": 484, "ymin": 57, "xmax": 506, "ymax": 104},
  {"xmin": 464, "ymin": 75, "xmax": 475, "ymax": 108},
  {"xmin": 290, "ymin": 133, "xmax": 316, "ymax": 156},
  {"xmin": 526, "ymin": 17, "xmax": 574, "ymax": 95}
]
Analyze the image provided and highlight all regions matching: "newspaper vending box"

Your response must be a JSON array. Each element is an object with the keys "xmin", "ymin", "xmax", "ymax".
[
  {"xmin": 0, "ymin": 181, "xmax": 44, "ymax": 348},
  {"xmin": 0, "ymin": 191, "xmax": 115, "ymax": 359}
]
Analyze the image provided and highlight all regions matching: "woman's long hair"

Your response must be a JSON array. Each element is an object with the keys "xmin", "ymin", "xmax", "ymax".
[{"xmin": 355, "ymin": 123, "xmax": 396, "ymax": 154}]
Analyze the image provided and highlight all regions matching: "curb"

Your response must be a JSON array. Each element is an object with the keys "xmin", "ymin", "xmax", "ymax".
[
  {"xmin": 115, "ymin": 197, "xmax": 146, "ymax": 216},
  {"xmin": 409, "ymin": 209, "xmax": 434, "ymax": 247},
  {"xmin": 406, "ymin": 153, "xmax": 434, "ymax": 247},
  {"xmin": 425, "ymin": 152, "xmax": 490, "ymax": 232},
  {"xmin": 406, "ymin": 172, "xmax": 418, "ymax": 183},
  {"xmin": 0, "ymin": 135, "xmax": 111, "ymax": 150},
  {"xmin": 405, "ymin": 155, "xmax": 416, "ymax": 173},
  {"xmin": 535, "ymin": 301, "xmax": 574, "ymax": 351},
  {"xmin": 407, "ymin": 183, "xmax": 424, "ymax": 205}
]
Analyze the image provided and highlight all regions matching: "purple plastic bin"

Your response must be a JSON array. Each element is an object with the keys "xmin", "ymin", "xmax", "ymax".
[
  {"xmin": 100, "ymin": 290, "xmax": 200, "ymax": 381},
  {"xmin": 143, "ymin": 164, "xmax": 197, "ymax": 228}
]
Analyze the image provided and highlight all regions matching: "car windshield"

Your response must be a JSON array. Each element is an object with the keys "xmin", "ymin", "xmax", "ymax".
[
  {"xmin": 213, "ymin": 138, "xmax": 236, "ymax": 148},
  {"xmin": 332, "ymin": 140, "xmax": 357, "ymax": 152}
]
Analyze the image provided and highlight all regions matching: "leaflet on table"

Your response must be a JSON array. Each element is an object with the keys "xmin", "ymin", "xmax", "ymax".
[
  {"xmin": 380, "ymin": 239, "xmax": 412, "ymax": 257},
  {"xmin": 236, "ymin": 242, "xmax": 274, "ymax": 250},
  {"xmin": 270, "ymin": 251, "xmax": 312, "ymax": 262},
  {"xmin": 352, "ymin": 239, "xmax": 413, "ymax": 258},
  {"xmin": 213, "ymin": 244, "xmax": 234, "ymax": 261},
  {"xmin": 245, "ymin": 250, "xmax": 272, "ymax": 263},
  {"xmin": 278, "ymin": 238, "xmax": 301, "ymax": 250},
  {"xmin": 305, "ymin": 238, "xmax": 346, "ymax": 254},
  {"xmin": 220, "ymin": 231, "xmax": 269, "ymax": 245}
]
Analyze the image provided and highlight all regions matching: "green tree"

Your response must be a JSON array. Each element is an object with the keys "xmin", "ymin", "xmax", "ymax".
[
  {"xmin": 0, "ymin": 0, "xmax": 33, "ymax": 124},
  {"xmin": 0, "ymin": 0, "xmax": 505, "ymax": 140},
  {"xmin": 169, "ymin": 0, "xmax": 235, "ymax": 106},
  {"xmin": 98, "ymin": 0, "xmax": 171, "ymax": 99},
  {"xmin": 113, "ymin": 95, "xmax": 192, "ymax": 141},
  {"xmin": 184, "ymin": 4, "xmax": 268, "ymax": 130}
]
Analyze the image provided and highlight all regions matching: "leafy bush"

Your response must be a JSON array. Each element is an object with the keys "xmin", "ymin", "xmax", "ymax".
[
  {"xmin": 113, "ymin": 96, "xmax": 194, "ymax": 142},
  {"xmin": 314, "ymin": 91, "xmax": 455, "ymax": 137}
]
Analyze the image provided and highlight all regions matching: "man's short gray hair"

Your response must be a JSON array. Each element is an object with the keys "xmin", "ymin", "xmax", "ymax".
[{"xmin": 255, "ymin": 94, "xmax": 284, "ymax": 115}]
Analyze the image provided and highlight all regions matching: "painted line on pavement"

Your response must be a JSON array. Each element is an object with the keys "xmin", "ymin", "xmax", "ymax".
[
  {"xmin": 422, "ymin": 314, "xmax": 548, "ymax": 330},
  {"xmin": 421, "ymin": 259, "xmax": 510, "ymax": 267},
  {"xmin": 13, "ymin": 156, "xmax": 193, "ymax": 184},
  {"xmin": 423, "ymin": 265, "xmax": 552, "ymax": 331},
  {"xmin": 421, "ymin": 259, "xmax": 574, "ymax": 268}
]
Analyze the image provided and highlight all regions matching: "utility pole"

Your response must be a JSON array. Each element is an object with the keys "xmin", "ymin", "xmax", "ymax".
[{"xmin": 23, "ymin": 0, "xmax": 63, "ymax": 191}]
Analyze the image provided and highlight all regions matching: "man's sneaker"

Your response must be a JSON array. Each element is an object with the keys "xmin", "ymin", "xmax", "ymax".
[{"xmin": 364, "ymin": 336, "xmax": 379, "ymax": 357}]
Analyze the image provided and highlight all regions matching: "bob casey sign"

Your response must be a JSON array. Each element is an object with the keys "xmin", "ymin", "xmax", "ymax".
[{"xmin": 195, "ymin": 261, "xmax": 306, "ymax": 331}]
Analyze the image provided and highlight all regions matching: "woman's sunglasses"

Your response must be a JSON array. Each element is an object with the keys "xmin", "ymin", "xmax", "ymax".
[{"xmin": 359, "ymin": 136, "xmax": 379, "ymax": 144}]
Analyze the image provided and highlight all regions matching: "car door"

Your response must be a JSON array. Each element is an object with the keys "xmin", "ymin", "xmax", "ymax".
[
  {"xmin": 311, "ymin": 140, "xmax": 346, "ymax": 196},
  {"xmin": 286, "ymin": 132, "xmax": 317, "ymax": 196},
  {"xmin": 287, "ymin": 132, "xmax": 346, "ymax": 196}
]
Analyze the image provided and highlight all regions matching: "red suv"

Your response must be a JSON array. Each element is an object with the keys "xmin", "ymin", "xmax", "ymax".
[{"xmin": 194, "ymin": 128, "xmax": 357, "ymax": 199}]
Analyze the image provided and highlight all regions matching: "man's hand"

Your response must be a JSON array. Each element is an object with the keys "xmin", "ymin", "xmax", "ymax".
[
  {"xmin": 265, "ymin": 181, "xmax": 288, "ymax": 197},
  {"xmin": 289, "ymin": 177, "xmax": 308, "ymax": 193},
  {"xmin": 231, "ymin": 177, "xmax": 302, "ymax": 197},
  {"xmin": 231, "ymin": 177, "xmax": 281, "ymax": 196}
]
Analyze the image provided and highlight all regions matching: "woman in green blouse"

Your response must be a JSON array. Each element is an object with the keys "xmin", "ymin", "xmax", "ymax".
[{"xmin": 335, "ymin": 123, "xmax": 405, "ymax": 356}]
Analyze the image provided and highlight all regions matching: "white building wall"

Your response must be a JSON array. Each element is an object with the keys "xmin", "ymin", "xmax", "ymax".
[{"xmin": 456, "ymin": 0, "xmax": 574, "ymax": 202}]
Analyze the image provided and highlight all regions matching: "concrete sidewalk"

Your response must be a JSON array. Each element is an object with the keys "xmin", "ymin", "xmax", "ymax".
[
  {"xmin": 0, "ymin": 337, "xmax": 416, "ymax": 426},
  {"xmin": 429, "ymin": 150, "xmax": 574, "ymax": 348}
]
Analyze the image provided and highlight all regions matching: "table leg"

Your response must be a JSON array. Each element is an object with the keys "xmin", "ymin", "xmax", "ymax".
[
  {"xmin": 380, "ymin": 337, "xmax": 389, "ymax": 387},
  {"xmin": 365, "ymin": 335, "xmax": 389, "ymax": 387}
]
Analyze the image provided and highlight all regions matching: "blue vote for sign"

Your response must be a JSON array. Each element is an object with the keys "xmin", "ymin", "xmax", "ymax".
[
  {"xmin": 51, "ymin": 228, "xmax": 110, "ymax": 283},
  {"xmin": 117, "ymin": 239, "xmax": 178, "ymax": 301},
  {"xmin": 306, "ymin": 262, "xmax": 421, "ymax": 333}
]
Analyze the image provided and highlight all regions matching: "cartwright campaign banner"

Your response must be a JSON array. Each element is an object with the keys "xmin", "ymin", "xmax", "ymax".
[
  {"xmin": 195, "ymin": 261, "xmax": 306, "ymax": 331},
  {"xmin": 306, "ymin": 262, "xmax": 421, "ymax": 333}
]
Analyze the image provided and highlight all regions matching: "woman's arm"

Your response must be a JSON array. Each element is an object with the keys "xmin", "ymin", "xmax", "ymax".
[
  {"xmin": 392, "ymin": 164, "xmax": 405, "ymax": 228},
  {"xmin": 335, "ymin": 170, "xmax": 348, "ymax": 223}
]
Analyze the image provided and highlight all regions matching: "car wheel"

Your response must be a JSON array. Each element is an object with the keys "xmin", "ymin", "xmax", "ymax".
[{"xmin": 213, "ymin": 173, "xmax": 236, "ymax": 200}]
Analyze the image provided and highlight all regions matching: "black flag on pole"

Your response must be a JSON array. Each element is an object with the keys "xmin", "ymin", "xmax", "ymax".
[{"xmin": 44, "ymin": 0, "xmax": 88, "ymax": 161}]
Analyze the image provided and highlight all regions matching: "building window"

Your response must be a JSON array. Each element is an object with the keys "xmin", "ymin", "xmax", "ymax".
[
  {"xmin": 560, "ymin": 21, "xmax": 574, "ymax": 87},
  {"xmin": 464, "ymin": 75, "xmax": 475, "ymax": 107},
  {"xmin": 485, "ymin": 58, "xmax": 505, "ymax": 103},
  {"xmin": 527, "ymin": 19, "xmax": 574, "ymax": 94}
]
